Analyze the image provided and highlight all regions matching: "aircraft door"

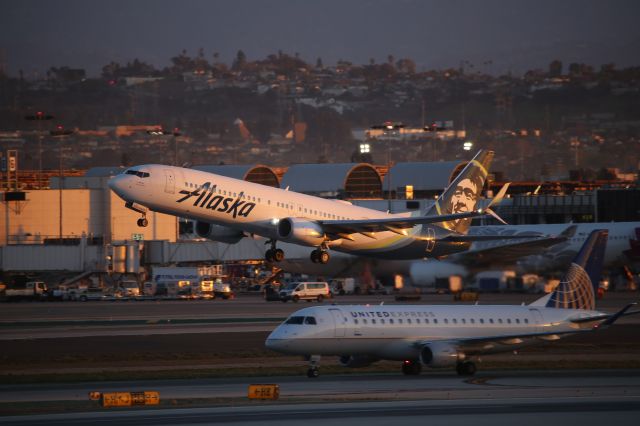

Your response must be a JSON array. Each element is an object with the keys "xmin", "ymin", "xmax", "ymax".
[
  {"xmin": 529, "ymin": 308, "xmax": 544, "ymax": 332},
  {"xmin": 164, "ymin": 169, "xmax": 175, "ymax": 194},
  {"xmin": 329, "ymin": 308, "xmax": 346, "ymax": 337}
]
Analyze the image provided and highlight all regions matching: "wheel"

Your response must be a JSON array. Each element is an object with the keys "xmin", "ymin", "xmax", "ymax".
[
  {"xmin": 456, "ymin": 361, "xmax": 476, "ymax": 376},
  {"xmin": 402, "ymin": 360, "xmax": 422, "ymax": 375},
  {"xmin": 79, "ymin": 295, "xmax": 87, "ymax": 302},
  {"xmin": 292, "ymin": 295, "xmax": 299, "ymax": 303},
  {"xmin": 273, "ymin": 249, "xmax": 284, "ymax": 262},
  {"xmin": 137, "ymin": 218, "xmax": 148, "ymax": 227},
  {"xmin": 307, "ymin": 368, "xmax": 319, "ymax": 378},
  {"xmin": 310, "ymin": 250, "xmax": 319, "ymax": 263},
  {"xmin": 265, "ymin": 249, "xmax": 274, "ymax": 262},
  {"xmin": 316, "ymin": 295, "xmax": 324, "ymax": 302},
  {"xmin": 319, "ymin": 251, "xmax": 330, "ymax": 264}
]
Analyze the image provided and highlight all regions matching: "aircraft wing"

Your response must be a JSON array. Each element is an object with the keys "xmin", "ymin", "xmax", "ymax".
[
  {"xmin": 448, "ymin": 225, "xmax": 576, "ymax": 266},
  {"xmin": 450, "ymin": 235, "xmax": 569, "ymax": 265},
  {"xmin": 320, "ymin": 210, "xmax": 491, "ymax": 236},
  {"xmin": 414, "ymin": 329, "xmax": 587, "ymax": 356}
]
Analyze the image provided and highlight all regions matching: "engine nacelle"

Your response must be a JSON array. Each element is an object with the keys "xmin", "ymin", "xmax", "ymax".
[
  {"xmin": 277, "ymin": 218, "xmax": 325, "ymax": 246},
  {"xmin": 409, "ymin": 261, "xmax": 469, "ymax": 288},
  {"xmin": 194, "ymin": 221, "xmax": 244, "ymax": 244},
  {"xmin": 339, "ymin": 355, "xmax": 378, "ymax": 368},
  {"xmin": 419, "ymin": 342, "xmax": 462, "ymax": 368}
]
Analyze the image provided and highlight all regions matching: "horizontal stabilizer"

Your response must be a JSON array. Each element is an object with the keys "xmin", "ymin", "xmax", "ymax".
[{"xmin": 595, "ymin": 302, "xmax": 638, "ymax": 328}]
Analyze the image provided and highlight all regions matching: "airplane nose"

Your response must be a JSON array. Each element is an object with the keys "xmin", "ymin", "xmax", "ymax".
[
  {"xmin": 108, "ymin": 175, "xmax": 129, "ymax": 198},
  {"xmin": 265, "ymin": 337, "xmax": 283, "ymax": 351},
  {"xmin": 265, "ymin": 329, "xmax": 288, "ymax": 352}
]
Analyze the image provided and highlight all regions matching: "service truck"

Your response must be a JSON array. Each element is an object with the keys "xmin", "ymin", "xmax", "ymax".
[{"xmin": 3, "ymin": 281, "xmax": 48, "ymax": 302}]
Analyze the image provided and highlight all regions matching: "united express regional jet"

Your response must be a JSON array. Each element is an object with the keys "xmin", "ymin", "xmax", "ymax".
[
  {"xmin": 108, "ymin": 150, "xmax": 517, "ymax": 264},
  {"xmin": 266, "ymin": 230, "xmax": 639, "ymax": 378}
]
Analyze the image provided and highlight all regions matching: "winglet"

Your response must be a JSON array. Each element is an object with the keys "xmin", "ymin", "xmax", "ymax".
[
  {"xmin": 484, "ymin": 208, "xmax": 508, "ymax": 225},
  {"xmin": 481, "ymin": 182, "xmax": 510, "ymax": 224},
  {"xmin": 487, "ymin": 182, "xmax": 510, "ymax": 209},
  {"xmin": 559, "ymin": 224, "xmax": 578, "ymax": 239}
]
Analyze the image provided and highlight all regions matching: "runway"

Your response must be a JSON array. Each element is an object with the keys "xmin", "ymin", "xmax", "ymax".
[{"xmin": 1, "ymin": 370, "xmax": 639, "ymax": 424}]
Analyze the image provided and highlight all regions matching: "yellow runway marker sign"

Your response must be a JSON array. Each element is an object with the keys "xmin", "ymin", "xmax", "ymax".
[
  {"xmin": 100, "ymin": 391, "xmax": 160, "ymax": 407},
  {"xmin": 248, "ymin": 384, "xmax": 280, "ymax": 400}
]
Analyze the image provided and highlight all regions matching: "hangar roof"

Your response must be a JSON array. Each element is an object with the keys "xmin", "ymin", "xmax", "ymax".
[
  {"xmin": 193, "ymin": 164, "xmax": 279, "ymax": 187},
  {"xmin": 280, "ymin": 163, "xmax": 382, "ymax": 198},
  {"xmin": 383, "ymin": 161, "xmax": 465, "ymax": 191}
]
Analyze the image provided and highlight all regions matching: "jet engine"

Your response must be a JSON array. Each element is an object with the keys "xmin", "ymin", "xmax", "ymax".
[
  {"xmin": 277, "ymin": 218, "xmax": 325, "ymax": 246},
  {"xmin": 194, "ymin": 221, "xmax": 244, "ymax": 244},
  {"xmin": 419, "ymin": 342, "xmax": 462, "ymax": 368},
  {"xmin": 339, "ymin": 355, "xmax": 379, "ymax": 368}
]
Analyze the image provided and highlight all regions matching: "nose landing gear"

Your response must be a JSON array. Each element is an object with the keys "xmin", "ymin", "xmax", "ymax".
[
  {"xmin": 125, "ymin": 201, "xmax": 149, "ymax": 228},
  {"xmin": 306, "ymin": 355, "xmax": 321, "ymax": 378}
]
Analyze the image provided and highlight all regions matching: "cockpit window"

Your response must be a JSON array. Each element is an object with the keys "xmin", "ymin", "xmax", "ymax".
[
  {"xmin": 304, "ymin": 316, "xmax": 317, "ymax": 325},
  {"xmin": 285, "ymin": 316, "xmax": 304, "ymax": 325},
  {"xmin": 125, "ymin": 170, "xmax": 150, "ymax": 178}
]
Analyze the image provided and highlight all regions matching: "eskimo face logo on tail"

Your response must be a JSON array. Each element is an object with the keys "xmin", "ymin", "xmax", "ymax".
[
  {"xmin": 440, "ymin": 170, "xmax": 485, "ymax": 233},
  {"xmin": 176, "ymin": 182, "xmax": 256, "ymax": 218}
]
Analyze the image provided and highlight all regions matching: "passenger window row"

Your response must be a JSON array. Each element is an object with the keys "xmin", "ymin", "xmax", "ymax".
[{"xmin": 351, "ymin": 317, "xmax": 529, "ymax": 326}]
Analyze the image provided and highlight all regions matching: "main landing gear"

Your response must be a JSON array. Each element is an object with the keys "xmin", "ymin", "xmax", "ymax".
[
  {"xmin": 265, "ymin": 240, "xmax": 284, "ymax": 262},
  {"xmin": 125, "ymin": 201, "xmax": 148, "ymax": 228},
  {"xmin": 310, "ymin": 246, "xmax": 330, "ymax": 264},
  {"xmin": 401, "ymin": 360, "xmax": 422, "ymax": 376},
  {"xmin": 455, "ymin": 360, "xmax": 477, "ymax": 376},
  {"xmin": 306, "ymin": 355, "xmax": 321, "ymax": 378}
]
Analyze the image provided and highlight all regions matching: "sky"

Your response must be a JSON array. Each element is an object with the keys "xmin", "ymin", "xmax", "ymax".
[{"xmin": 1, "ymin": 0, "xmax": 640, "ymax": 78}]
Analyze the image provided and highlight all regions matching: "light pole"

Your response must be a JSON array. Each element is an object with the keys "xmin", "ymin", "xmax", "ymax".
[
  {"xmin": 50, "ymin": 125, "xmax": 74, "ymax": 241},
  {"xmin": 147, "ymin": 128, "xmax": 181, "ymax": 166},
  {"xmin": 570, "ymin": 138, "xmax": 580, "ymax": 168},
  {"xmin": 24, "ymin": 111, "xmax": 54, "ymax": 188}
]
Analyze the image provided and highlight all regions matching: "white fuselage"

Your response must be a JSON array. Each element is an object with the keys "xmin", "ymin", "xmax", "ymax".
[
  {"xmin": 265, "ymin": 304, "xmax": 600, "ymax": 360},
  {"xmin": 467, "ymin": 222, "xmax": 639, "ymax": 267},
  {"xmin": 108, "ymin": 164, "xmax": 455, "ymax": 258}
]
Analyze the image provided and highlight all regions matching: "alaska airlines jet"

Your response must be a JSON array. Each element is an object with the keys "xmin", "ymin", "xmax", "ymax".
[
  {"xmin": 109, "ymin": 150, "xmax": 522, "ymax": 264},
  {"xmin": 266, "ymin": 230, "xmax": 638, "ymax": 378}
]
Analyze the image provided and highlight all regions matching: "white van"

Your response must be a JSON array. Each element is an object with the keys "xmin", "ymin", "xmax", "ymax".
[{"xmin": 279, "ymin": 281, "xmax": 330, "ymax": 303}]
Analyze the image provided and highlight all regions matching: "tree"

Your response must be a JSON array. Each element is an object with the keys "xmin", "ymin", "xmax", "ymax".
[
  {"xmin": 396, "ymin": 58, "xmax": 416, "ymax": 74},
  {"xmin": 232, "ymin": 50, "xmax": 247, "ymax": 71},
  {"xmin": 170, "ymin": 49, "xmax": 192, "ymax": 74},
  {"xmin": 387, "ymin": 54, "xmax": 395, "ymax": 67}
]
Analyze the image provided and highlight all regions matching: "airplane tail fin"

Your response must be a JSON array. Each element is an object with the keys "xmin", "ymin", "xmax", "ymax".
[
  {"xmin": 425, "ymin": 150, "xmax": 494, "ymax": 235},
  {"xmin": 541, "ymin": 229, "xmax": 608, "ymax": 310}
]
